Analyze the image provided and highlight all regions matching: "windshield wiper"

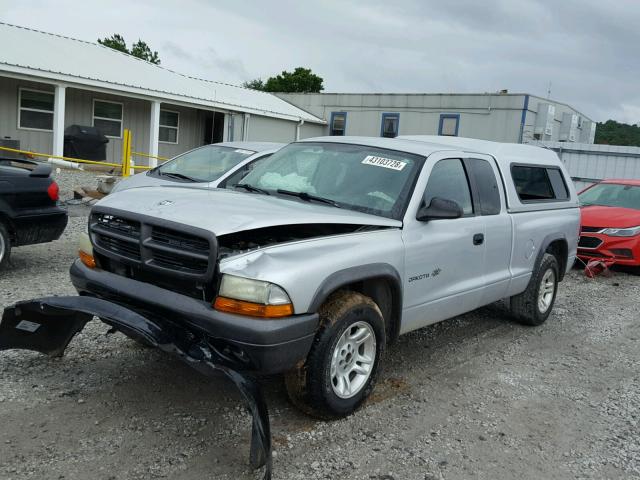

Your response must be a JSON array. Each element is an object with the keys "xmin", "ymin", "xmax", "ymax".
[
  {"xmin": 159, "ymin": 171, "xmax": 201, "ymax": 182},
  {"xmin": 276, "ymin": 189, "xmax": 341, "ymax": 208},
  {"xmin": 235, "ymin": 183, "xmax": 270, "ymax": 195}
]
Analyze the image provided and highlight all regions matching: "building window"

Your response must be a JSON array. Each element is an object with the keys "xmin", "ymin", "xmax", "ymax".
[
  {"xmin": 330, "ymin": 112, "xmax": 347, "ymax": 136},
  {"xmin": 159, "ymin": 109, "xmax": 179, "ymax": 144},
  {"xmin": 18, "ymin": 88, "xmax": 54, "ymax": 131},
  {"xmin": 380, "ymin": 113, "xmax": 400, "ymax": 138},
  {"xmin": 93, "ymin": 99, "xmax": 123, "ymax": 138},
  {"xmin": 438, "ymin": 113, "xmax": 460, "ymax": 136}
]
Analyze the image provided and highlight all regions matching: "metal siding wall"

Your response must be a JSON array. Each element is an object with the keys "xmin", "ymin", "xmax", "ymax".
[
  {"xmin": 65, "ymin": 88, "xmax": 150, "ymax": 165},
  {"xmin": 0, "ymin": 76, "xmax": 53, "ymax": 154},
  {"xmin": 157, "ymin": 104, "xmax": 203, "ymax": 159},
  {"xmin": 276, "ymin": 93, "xmax": 529, "ymax": 142},
  {"xmin": 529, "ymin": 141, "xmax": 640, "ymax": 189},
  {"xmin": 66, "ymin": 89, "xmax": 205, "ymax": 165},
  {"xmin": 248, "ymin": 115, "xmax": 297, "ymax": 142},
  {"xmin": 525, "ymin": 96, "xmax": 593, "ymax": 143},
  {"xmin": 300, "ymin": 122, "xmax": 326, "ymax": 139}
]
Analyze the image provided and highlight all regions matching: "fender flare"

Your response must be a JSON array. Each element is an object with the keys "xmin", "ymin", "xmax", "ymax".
[
  {"xmin": 308, "ymin": 263, "xmax": 404, "ymax": 341},
  {"xmin": 535, "ymin": 233, "xmax": 569, "ymax": 281}
]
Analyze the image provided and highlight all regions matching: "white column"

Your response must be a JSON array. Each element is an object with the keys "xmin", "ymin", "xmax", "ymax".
[
  {"xmin": 51, "ymin": 85, "xmax": 66, "ymax": 158},
  {"xmin": 222, "ymin": 113, "xmax": 230, "ymax": 142},
  {"xmin": 243, "ymin": 113, "xmax": 250, "ymax": 141},
  {"xmin": 149, "ymin": 100, "xmax": 161, "ymax": 167}
]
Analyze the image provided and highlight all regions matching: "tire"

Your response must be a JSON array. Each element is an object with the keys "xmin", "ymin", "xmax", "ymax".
[
  {"xmin": 285, "ymin": 290, "xmax": 386, "ymax": 419},
  {"xmin": 510, "ymin": 253, "xmax": 559, "ymax": 326},
  {"xmin": 0, "ymin": 222, "xmax": 11, "ymax": 271}
]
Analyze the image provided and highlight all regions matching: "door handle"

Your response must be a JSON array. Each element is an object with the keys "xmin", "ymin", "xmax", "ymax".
[{"xmin": 473, "ymin": 233, "xmax": 484, "ymax": 245}]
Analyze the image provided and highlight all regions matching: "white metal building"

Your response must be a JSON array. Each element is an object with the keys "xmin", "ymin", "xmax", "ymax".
[
  {"xmin": 278, "ymin": 92, "xmax": 595, "ymax": 144},
  {"xmin": 0, "ymin": 23, "xmax": 325, "ymax": 166}
]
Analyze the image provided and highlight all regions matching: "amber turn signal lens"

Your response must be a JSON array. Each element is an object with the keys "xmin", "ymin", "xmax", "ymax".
[
  {"xmin": 79, "ymin": 250, "xmax": 96, "ymax": 269},
  {"xmin": 214, "ymin": 296, "xmax": 293, "ymax": 318}
]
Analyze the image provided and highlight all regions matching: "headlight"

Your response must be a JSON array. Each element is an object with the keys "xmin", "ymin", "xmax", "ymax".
[
  {"xmin": 214, "ymin": 274, "xmax": 293, "ymax": 318},
  {"xmin": 78, "ymin": 231, "xmax": 96, "ymax": 268},
  {"xmin": 601, "ymin": 226, "xmax": 640, "ymax": 237}
]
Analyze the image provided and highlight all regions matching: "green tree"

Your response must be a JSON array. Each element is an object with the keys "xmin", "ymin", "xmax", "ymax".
[
  {"xmin": 130, "ymin": 40, "xmax": 161, "ymax": 64},
  {"xmin": 242, "ymin": 78, "xmax": 265, "ymax": 90},
  {"xmin": 595, "ymin": 120, "xmax": 640, "ymax": 147},
  {"xmin": 243, "ymin": 67, "xmax": 324, "ymax": 93},
  {"xmin": 98, "ymin": 34, "xmax": 161, "ymax": 64},
  {"xmin": 97, "ymin": 34, "xmax": 128, "ymax": 54}
]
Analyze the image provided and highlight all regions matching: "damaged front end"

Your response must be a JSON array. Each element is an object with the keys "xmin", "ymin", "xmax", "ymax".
[{"xmin": 0, "ymin": 296, "xmax": 272, "ymax": 479}]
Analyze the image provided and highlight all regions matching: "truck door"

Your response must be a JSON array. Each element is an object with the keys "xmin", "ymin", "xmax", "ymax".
[
  {"xmin": 464, "ymin": 156, "xmax": 512, "ymax": 306},
  {"xmin": 401, "ymin": 157, "xmax": 486, "ymax": 333}
]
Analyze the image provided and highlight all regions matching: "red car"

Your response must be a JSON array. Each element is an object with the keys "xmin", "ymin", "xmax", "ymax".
[{"xmin": 578, "ymin": 179, "xmax": 640, "ymax": 267}]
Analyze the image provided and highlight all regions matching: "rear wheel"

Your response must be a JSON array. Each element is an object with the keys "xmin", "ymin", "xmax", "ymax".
[
  {"xmin": 285, "ymin": 290, "xmax": 385, "ymax": 419},
  {"xmin": 0, "ymin": 222, "xmax": 11, "ymax": 271},
  {"xmin": 510, "ymin": 253, "xmax": 559, "ymax": 326}
]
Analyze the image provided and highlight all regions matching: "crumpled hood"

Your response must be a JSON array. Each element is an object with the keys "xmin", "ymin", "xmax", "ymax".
[
  {"xmin": 581, "ymin": 205, "xmax": 640, "ymax": 229},
  {"xmin": 96, "ymin": 186, "xmax": 401, "ymax": 235}
]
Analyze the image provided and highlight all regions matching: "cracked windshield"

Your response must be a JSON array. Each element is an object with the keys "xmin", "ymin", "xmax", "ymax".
[{"xmin": 237, "ymin": 142, "xmax": 423, "ymax": 219}]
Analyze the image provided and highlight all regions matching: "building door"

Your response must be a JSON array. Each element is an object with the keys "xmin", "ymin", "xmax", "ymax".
[{"xmin": 203, "ymin": 111, "xmax": 225, "ymax": 144}]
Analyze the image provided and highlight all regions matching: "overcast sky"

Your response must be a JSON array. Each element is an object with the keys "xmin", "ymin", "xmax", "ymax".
[{"xmin": 1, "ymin": 0, "xmax": 638, "ymax": 123}]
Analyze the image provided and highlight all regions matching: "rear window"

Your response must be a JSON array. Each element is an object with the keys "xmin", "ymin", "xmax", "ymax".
[{"xmin": 511, "ymin": 165, "xmax": 569, "ymax": 202}]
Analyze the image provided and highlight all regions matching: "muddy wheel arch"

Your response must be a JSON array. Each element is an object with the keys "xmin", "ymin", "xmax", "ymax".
[{"xmin": 307, "ymin": 263, "xmax": 403, "ymax": 342}]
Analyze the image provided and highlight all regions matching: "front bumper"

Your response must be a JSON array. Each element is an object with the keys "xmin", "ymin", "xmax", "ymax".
[
  {"xmin": 69, "ymin": 260, "xmax": 319, "ymax": 374},
  {"xmin": 577, "ymin": 233, "xmax": 640, "ymax": 266},
  {"xmin": 0, "ymin": 295, "xmax": 273, "ymax": 478},
  {"xmin": 13, "ymin": 209, "xmax": 68, "ymax": 246}
]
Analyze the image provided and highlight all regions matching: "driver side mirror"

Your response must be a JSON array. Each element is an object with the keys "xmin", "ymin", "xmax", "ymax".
[{"xmin": 416, "ymin": 197, "xmax": 463, "ymax": 221}]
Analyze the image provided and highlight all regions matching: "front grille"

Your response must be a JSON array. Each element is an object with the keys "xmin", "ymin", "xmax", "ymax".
[
  {"xmin": 611, "ymin": 248, "xmax": 634, "ymax": 259},
  {"xmin": 94, "ymin": 213, "xmax": 141, "ymax": 238},
  {"xmin": 577, "ymin": 250, "xmax": 609, "ymax": 258},
  {"xmin": 96, "ymin": 235, "xmax": 141, "ymax": 260},
  {"xmin": 148, "ymin": 249, "xmax": 209, "ymax": 274},
  {"xmin": 578, "ymin": 236, "xmax": 603, "ymax": 249},
  {"xmin": 151, "ymin": 227, "xmax": 209, "ymax": 253},
  {"xmin": 89, "ymin": 210, "xmax": 217, "ymax": 298},
  {"xmin": 581, "ymin": 226, "xmax": 604, "ymax": 233}
]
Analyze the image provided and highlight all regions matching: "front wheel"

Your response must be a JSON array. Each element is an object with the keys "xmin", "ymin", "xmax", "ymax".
[
  {"xmin": 510, "ymin": 253, "xmax": 559, "ymax": 326},
  {"xmin": 285, "ymin": 290, "xmax": 386, "ymax": 419},
  {"xmin": 0, "ymin": 222, "xmax": 11, "ymax": 271}
]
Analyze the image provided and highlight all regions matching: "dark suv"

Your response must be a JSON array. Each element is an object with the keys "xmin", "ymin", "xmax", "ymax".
[{"xmin": 0, "ymin": 159, "xmax": 68, "ymax": 269}]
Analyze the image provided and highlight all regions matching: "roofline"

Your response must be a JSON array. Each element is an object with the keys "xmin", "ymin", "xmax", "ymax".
[
  {"xmin": 276, "ymin": 91, "xmax": 593, "ymax": 123},
  {"xmin": 0, "ymin": 65, "xmax": 325, "ymax": 124},
  {"xmin": 0, "ymin": 22, "xmax": 325, "ymax": 124},
  {"xmin": 278, "ymin": 92, "xmax": 533, "ymax": 97}
]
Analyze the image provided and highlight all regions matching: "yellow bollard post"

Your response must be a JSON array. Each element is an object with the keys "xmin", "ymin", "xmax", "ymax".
[
  {"xmin": 121, "ymin": 129, "xmax": 129, "ymax": 177},
  {"xmin": 126, "ymin": 130, "xmax": 133, "ymax": 177}
]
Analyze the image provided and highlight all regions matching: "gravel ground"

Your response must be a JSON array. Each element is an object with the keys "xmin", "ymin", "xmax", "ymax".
[{"xmin": 1, "ymin": 170, "xmax": 639, "ymax": 479}]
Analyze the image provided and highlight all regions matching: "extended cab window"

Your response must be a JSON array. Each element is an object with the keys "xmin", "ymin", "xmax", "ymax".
[
  {"xmin": 467, "ymin": 158, "xmax": 501, "ymax": 215},
  {"xmin": 423, "ymin": 159, "xmax": 473, "ymax": 215},
  {"xmin": 512, "ymin": 165, "xmax": 568, "ymax": 202}
]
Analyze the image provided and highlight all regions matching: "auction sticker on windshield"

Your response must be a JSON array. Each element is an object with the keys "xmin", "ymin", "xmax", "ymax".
[{"xmin": 362, "ymin": 155, "xmax": 407, "ymax": 171}]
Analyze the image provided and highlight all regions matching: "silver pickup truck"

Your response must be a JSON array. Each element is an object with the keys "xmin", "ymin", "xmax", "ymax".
[{"xmin": 1, "ymin": 135, "xmax": 579, "ymax": 476}]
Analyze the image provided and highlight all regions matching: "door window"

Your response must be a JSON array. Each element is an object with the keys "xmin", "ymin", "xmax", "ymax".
[
  {"xmin": 423, "ymin": 159, "xmax": 473, "ymax": 215},
  {"xmin": 467, "ymin": 158, "xmax": 501, "ymax": 215}
]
